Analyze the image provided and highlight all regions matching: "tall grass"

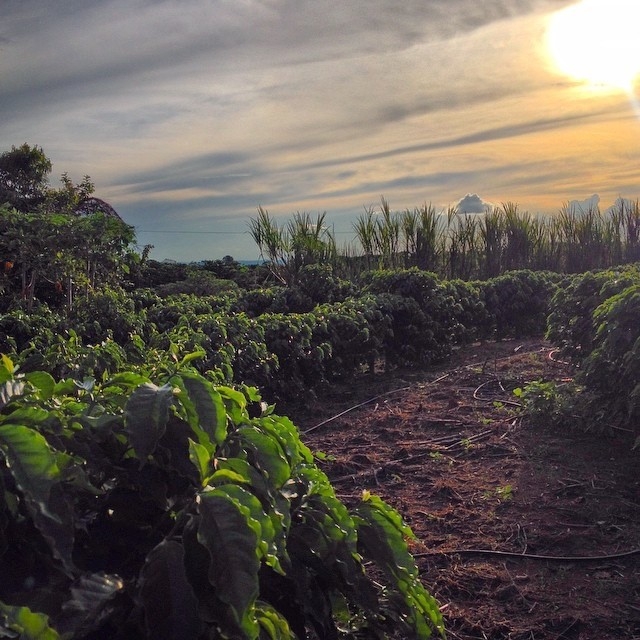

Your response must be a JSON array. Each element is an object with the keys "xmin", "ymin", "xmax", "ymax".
[
  {"xmin": 250, "ymin": 198, "xmax": 640, "ymax": 282},
  {"xmin": 248, "ymin": 207, "xmax": 337, "ymax": 284},
  {"xmin": 349, "ymin": 198, "xmax": 640, "ymax": 279}
]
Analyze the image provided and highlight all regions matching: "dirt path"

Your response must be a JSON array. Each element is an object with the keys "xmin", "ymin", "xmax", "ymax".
[{"xmin": 289, "ymin": 338, "xmax": 640, "ymax": 640}]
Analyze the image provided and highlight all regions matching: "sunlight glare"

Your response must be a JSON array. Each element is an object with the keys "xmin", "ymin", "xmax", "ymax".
[{"xmin": 546, "ymin": 0, "xmax": 640, "ymax": 93}]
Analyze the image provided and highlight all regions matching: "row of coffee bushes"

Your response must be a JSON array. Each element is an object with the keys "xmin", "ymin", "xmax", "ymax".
[
  {"xmin": 538, "ymin": 263, "xmax": 640, "ymax": 437},
  {"xmin": 1, "ymin": 268, "xmax": 563, "ymax": 402}
]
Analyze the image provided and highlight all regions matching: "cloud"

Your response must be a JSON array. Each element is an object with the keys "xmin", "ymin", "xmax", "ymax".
[
  {"xmin": 0, "ymin": 0, "xmax": 569, "ymax": 119},
  {"xmin": 455, "ymin": 193, "xmax": 493, "ymax": 213},
  {"xmin": 605, "ymin": 196, "xmax": 639, "ymax": 214},
  {"xmin": 565, "ymin": 194, "xmax": 600, "ymax": 213}
]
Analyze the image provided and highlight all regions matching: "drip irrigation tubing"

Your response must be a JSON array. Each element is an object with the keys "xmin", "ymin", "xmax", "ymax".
[
  {"xmin": 415, "ymin": 547, "xmax": 640, "ymax": 562},
  {"xmin": 303, "ymin": 342, "xmax": 555, "ymax": 435},
  {"xmin": 302, "ymin": 373, "xmax": 449, "ymax": 434},
  {"xmin": 472, "ymin": 379, "xmax": 522, "ymax": 408}
]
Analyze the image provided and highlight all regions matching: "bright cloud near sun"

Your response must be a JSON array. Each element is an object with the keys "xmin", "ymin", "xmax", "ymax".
[{"xmin": 546, "ymin": 0, "xmax": 640, "ymax": 92}]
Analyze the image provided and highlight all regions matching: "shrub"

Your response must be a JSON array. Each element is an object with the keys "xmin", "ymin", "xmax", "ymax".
[
  {"xmin": 146, "ymin": 294, "xmax": 220, "ymax": 332},
  {"xmin": 313, "ymin": 296, "xmax": 387, "ymax": 379},
  {"xmin": 0, "ymin": 306, "xmax": 59, "ymax": 353},
  {"xmin": 579, "ymin": 284, "xmax": 640, "ymax": 432},
  {"xmin": 442, "ymin": 279, "xmax": 491, "ymax": 344},
  {"xmin": 0, "ymin": 353, "xmax": 444, "ymax": 639},
  {"xmin": 295, "ymin": 263, "xmax": 355, "ymax": 305},
  {"xmin": 256, "ymin": 312, "xmax": 328, "ymax": 400},
  {"xmin": 68, "ymin": 287, "xmax": 146, "ymax": 345},
  {"xmin": 154, "ymin": 269, "xmax": 241, "ymax": 299},
  {"xmin": 546, "ymin": 266, "xmax": 640, "ymax": 363},
  {"xmin": 479, "ymin": 270, "xmax": 558, "ymax": 340},
  {"xmin": 235, "ymin": 286, "xmax": 315, "ymax": 316},
  {"xmin": 361, "ymin": 268, "xmax": 454, "ymax": 362}
]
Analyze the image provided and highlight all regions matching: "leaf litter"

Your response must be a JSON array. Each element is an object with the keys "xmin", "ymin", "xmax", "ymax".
[{"xmin": 289, "ymin": 338, "xmax": 640, "ymax": 640}]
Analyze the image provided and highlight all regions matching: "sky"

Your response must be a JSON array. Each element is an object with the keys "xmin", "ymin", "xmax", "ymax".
[{"xmin": 2, "ymin": 0, "xmax": 640, "ymax": 262}]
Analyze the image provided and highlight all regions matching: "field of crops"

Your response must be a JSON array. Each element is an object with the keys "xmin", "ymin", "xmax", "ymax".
[{"xmin": 2, "ymin": 197, "xmax": 640, "ymax": 637}]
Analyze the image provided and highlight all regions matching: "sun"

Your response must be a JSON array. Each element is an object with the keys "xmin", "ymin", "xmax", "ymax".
[{"xmin": 546, "ymin": 0, "xmax": 640, "ymax": 93}]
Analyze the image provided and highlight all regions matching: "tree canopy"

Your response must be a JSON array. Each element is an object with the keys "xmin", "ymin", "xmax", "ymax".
[
  {"xmin": 0, "ymin": 144, "xmax": 138, "ymax": 311},
  {"xmin": 0, "ymin": 143, "xmax": 52, "ymax": 212}
]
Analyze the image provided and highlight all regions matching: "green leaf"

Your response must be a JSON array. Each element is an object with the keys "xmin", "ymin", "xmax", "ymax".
[
  {"xmin": 178, "ymin": 350, "xmax": 206, "ymax": 368},
  {"xmin": 188, "ymin": 438, "xmax": 212, "ymax": 487},
  {"xmin": 0, "ymin": 406, "xmax": 50, "ymax": 427},
  {"xmin": 255, "ymin": 602, "xmax": 295, "ymax": 640},
  {"xmin": 214, "ymin": 483, "xmax": 283, "ymax": 573},
  {"xmin": 0, "ymin": 602, "xmax": 60, "ymax": 640},
  {"xmin": 125, "ymin": 382, "xmax": 175, "ymax": 462},
  {"xmin": 258, "ymin": 415, "xmax": 314, "ymax": 468},
  {"xmin": 215, "ymin": 457, "xmax": 259, "ymax": 486},
  {"xmin": 292, "ymin": 494, "xmax": 377, "ymax": 611},
  {"xmin": 209, "ymin": 467, "xmax": 249, "ymax": 486},
  {"xmin": 360, "ymin": 492, "xmax": 416, "ymax": 541},
  {"xmin": 197, "ymin": 491, "xmax": 260, "ymax": 638},
  {"xmin": 139, "ymin": 540, "xmax": 200, "ymax": 640},
  {"xmin": 0, "ymin": 355, "xmax": 14, "ymax": 384},
  {"xmin": 236, "ymin": 426, "xmax": 291, "ymax": 489},
  {"xmin": 104, "ymin": 371, "xmax": 150, "ymax": 391},
  {"xmin": 57, "ymin": 572, "xmax": 124, "ymax": 637},
  {"xmin": 0, "ymin": 423, "xmax": 77, "ymax": 570},
  {"xmin": 52, "ymin": 379, "xmax": 77, "ymax": 396},
  {"xmin": 214, "ymin": 457, "xmax": 279, "ymax": 510},
  {"xmin": 0, "ymin": 424, "xmax": 61, "ymax": 512},
  {"xmin": 25, "ymin": 371, "xmax": 56, "ymax": 400},
  {"xmin": 172, "ymin": 371, "xmax": 226, "ymax": 446},
  {"xmin": 219, "ymin": 385, "xmax": 248, "ymax": 423},
  {"xmin": 353, "ymin": 496, "xmax": 445, "ymax": 639},
  {"xmin": 0, "ymin": 354, "xmax": 14, "ymax": 376}
]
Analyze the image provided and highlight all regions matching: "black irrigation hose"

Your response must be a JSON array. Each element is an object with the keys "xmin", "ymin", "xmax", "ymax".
[
  {"xmin": 304, "ymin": 342, "xmax": 555, "ymax": 434},
  {"xmin": 472, "ymin": 379, "xmax": 522, "ymax": 408},
  {"xmin": 415, "ymin": 547, "xmax": 640, "ymax": 562},
  {"xmin": 302, "ymin": 386, "xmax": 410, "ymax": 435},
  {"xmin": 302, "ymin": 373, "xmax": 450, "ymax": 434}
]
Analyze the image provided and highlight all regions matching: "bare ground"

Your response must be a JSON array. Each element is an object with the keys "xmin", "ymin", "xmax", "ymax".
[{"xmin": 287, "ymin": 338, "xmax": 640, "ymax": 640}]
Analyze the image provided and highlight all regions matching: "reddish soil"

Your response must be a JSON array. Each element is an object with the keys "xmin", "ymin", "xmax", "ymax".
[{"xmin": 288, "ymin": 338, "xmax": 640, "ymax": 640}]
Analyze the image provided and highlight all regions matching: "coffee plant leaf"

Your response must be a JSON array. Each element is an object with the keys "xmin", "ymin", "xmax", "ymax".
[
  {"xmin": 171, "ymin": 370, "xmax": 226, "ymax": 446},
  {"xmin": 57, "ymin": 572, "xmax": 124, "ymax": 637},
  {"xmin": 196, "ymin": 490, "xmax": 261, "ymax": 638},
  {"xmin": 0, "ymin": 602, "xmax": 60, "ymax": 640},
  {"xmin": 124, "ymin": 382, "xmax": 174, "ymax": 462},
  {"xmin": 139, "ymin": 540, "xmax": 200, "ymax": 640},
  {"xmin": 254, "ymin": 601, "xmax": 295, "ymax": 639},
  {"xmin": 24, "ymin": 371, "xmax": 56, "ymax": 400},
  {"xmin": 354, "ymin": 494, "xmax": 445, "ymax": 638}
]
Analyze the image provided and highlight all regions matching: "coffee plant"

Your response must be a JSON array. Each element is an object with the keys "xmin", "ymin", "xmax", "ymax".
[
  {"xmin": 546, "ymin": 265, "xmax": 640, "ymax": 363},
  {"xmin": 579, "ymin": 284, "xmax": 640, "ymax": 432},
  {"xmin": 0, "ymin": 352, "xmax": 444, "ymax": 639},
  {"xmin": 478, "ymin": 270, "xmax": 558, "ymax": 340}
]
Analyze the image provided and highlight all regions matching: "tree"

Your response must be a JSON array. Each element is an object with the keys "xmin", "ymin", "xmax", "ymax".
[
  {"xmin": 0, "ymin": 144, "xmax": 138, "ymax": 310},
  {"xmin": 42, "ymin": 172, "xmax": 95, "ymax": 216},
  {"xmin": 0, "ymin": 143, "xmax": 52, "ymax": 212}
]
